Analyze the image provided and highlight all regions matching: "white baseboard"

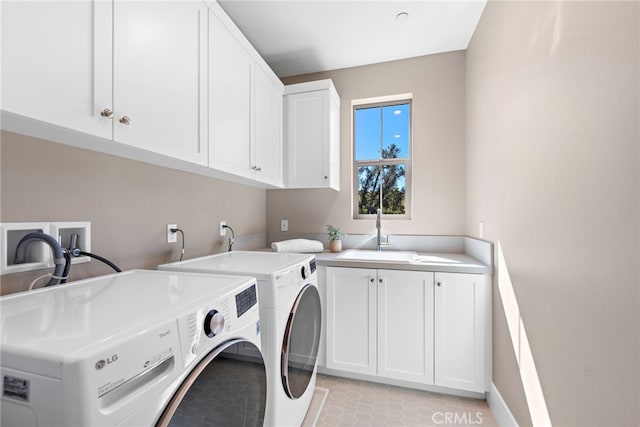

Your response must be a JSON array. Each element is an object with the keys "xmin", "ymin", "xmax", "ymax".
[{"xmin": 487, "ymin": 382, "xmax": 519, "ymax": 427}]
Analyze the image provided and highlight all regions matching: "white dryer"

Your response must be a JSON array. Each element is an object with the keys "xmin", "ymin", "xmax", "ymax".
[
  {"xmin": 1, "ymin": 269, "xmax": 266, "ymax": 426},
  {"xmin": 159, "ymin": 251, "xmax": 321, "ymax": 427}
]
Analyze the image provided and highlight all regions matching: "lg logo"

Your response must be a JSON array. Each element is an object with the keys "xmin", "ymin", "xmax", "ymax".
[{"xmin": 95, "ymin": 354, "xmax": 118, "ymax": 370}]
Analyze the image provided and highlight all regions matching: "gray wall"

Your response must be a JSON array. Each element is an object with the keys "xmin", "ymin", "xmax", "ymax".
[
  {"xmin": 466, "ymin": 1, "xmax": 639, "ymax": 425},
  {"xmin": 0, "ymin": 131, "xmax": 267, "ymax": 295},
  {"xmin": 268, "ymin": 51, "xmax": 466, "ymax": 244}
]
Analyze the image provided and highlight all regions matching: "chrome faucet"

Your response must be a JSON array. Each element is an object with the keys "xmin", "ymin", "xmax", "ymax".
[{"xmin": 376, "ymin": 208, "xmax": 384, "ymax": 252}]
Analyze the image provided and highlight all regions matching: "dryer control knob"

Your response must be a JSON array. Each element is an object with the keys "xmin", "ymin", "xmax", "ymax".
[
  {"xmin": 301, "ymin": 265, "xmax": 308, "ymax": 280},
  {"xmin": 204, "ymin": 310, "xmax": 225, "ymax": 338}
]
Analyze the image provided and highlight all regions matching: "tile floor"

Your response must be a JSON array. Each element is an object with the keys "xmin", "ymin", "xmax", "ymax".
[{"xmin": 314, "ymin": 374, "xmax": 498, "ymax": 427}]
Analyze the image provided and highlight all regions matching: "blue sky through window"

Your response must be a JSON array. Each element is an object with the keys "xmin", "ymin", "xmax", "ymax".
[{"xmin": 355, "ymin": 103, "xmax": 409, "ymax": 161}]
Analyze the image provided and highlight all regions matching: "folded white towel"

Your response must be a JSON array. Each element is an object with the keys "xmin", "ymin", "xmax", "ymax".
[{"xmin": 271, "ymin": 239, "xmax": 324, "ymax": 253}]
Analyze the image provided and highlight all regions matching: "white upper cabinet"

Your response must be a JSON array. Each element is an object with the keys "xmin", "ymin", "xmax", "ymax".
[
  {"xmin": 1, "ymin": 0, "xmax": 113, "ymax": 139},
  {"xmin": 2, "ymin": 0, "xmax": 283, "ymax": 186},
  {"xmin": 2, "ymin": 0, "xmax": 208, "ymax": 166},
  {"xmin": 208, "ymin": 4, "xmax": 284, "ymax": 187},
  {"xmin": 208, "ymin": 9, "xmax": 253, "ymax": 178},
  {"xmin": 252, "ymin": 66, "xmax": 283, "ymax": 186},
  {"xmin": 284, "ymin": 79, "xmax": 340, "ymax": 191},
  {"xmin": 113, "ymin": 1, "xmax": 208, "ymax": 165}
]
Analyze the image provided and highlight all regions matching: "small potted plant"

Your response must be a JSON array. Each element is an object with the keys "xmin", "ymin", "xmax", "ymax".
[{"xmin": 326, "ymin": 225, "xmax": 342, "ymax": 253}]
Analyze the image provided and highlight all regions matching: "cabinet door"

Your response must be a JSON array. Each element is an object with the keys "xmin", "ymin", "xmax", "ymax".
[
  {"xmin": 1, "ymin": 0, "xmax": 112, "ymax": 139},
  {"xmin": 326, "ymin": 267, "xmax": 376, "ymax": 375},
  {"xmin": 113, "ymin": 1, "xmax": 208, "ymax": 165},
  {"xmin": 378, "ymin": 270, "xmax": 434, "ymax": 384},
  {"xmin": 208, "ymin": 10, "xmax": 252, "ymax": 176},
  {"xmin": 284, "ymin": 90, "xmax": 330, "ymax": 188},
  {"xmin": 252, "ymin": 67, "xmax": 283, "ymax": 186},
  {"xmin": 434, "ymin": 272, "xmax": 486, "ymax": 392},
  {"xmin": 316, "ymin": 266, "xmax": 328, "ymax": 368}
]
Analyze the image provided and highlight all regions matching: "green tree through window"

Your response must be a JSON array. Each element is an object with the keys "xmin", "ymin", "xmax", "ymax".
[{"xmin": 354, "ymin": 100, "xmax": 411, "ymax": 217}]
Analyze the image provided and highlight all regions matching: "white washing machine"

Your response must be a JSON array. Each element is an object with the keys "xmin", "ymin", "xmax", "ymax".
[
  {"xmin": 1, "ymin": 269, "xmax": 267, "ymax": 426},
  {"xmin": 159, "ymin": 251, "xmax": 321, "ymax": 427}
]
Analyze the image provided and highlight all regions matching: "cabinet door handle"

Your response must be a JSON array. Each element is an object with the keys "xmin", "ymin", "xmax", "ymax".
[
  {"xmin": 119, "ymin": 115, "xmax": 131, "ymax": 126},
  {"xmin": 252, "ymin": 165, "xmax": 262, "ymax": 172},
  {"xmin": 379, "ymin": 278, "xmax": 383, "ymax": 284},
  {"xmin": 100, "ymin": 108, "xmax": 113, "ymax": 119},
  {"xmin": 436, "ymin": 281, "xmax": 442, "ymax": 287},
  {"xmin": 369, "ymin": 278, "xmax": 375, "ymax": 284}
]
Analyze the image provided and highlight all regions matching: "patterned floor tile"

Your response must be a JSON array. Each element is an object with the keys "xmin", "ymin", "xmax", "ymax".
[{"xmin": 315, "ymin": 374, "xmax": 498, "ymax": 427}]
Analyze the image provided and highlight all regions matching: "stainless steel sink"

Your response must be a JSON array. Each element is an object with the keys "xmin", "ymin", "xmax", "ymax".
[{"xmin": 337, "ymin": 249, "xmax": 417, "ymax": 263}]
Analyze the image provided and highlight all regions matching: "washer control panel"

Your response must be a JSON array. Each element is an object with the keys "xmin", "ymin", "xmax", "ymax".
[
  {"xmin": 235, "ymin": 284, "xmax": 257, "ymax": 317},
  {"xmin": 300, "ymin": 258, "xmax": 317, "ymax": 280},
  {"xmin": 176, "ymin": 280, "xmax": 259, "ymax": 368}
]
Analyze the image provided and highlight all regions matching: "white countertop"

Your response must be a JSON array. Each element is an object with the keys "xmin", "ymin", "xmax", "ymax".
[
  {"xmin": 313, "ymin": 250, "xmax": 491, "ymax": 274},
  {"xmin": 260, "ymin": 235, "xmax": 493, "ymax": 274}
]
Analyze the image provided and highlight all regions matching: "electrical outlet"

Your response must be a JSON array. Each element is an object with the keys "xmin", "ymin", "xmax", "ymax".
[
  {"xmin": 220, "ymin": 221, "xmax": 226, "ymax": 237},
  {"xmin": 167, "ymin": 224, "xmax": 177, "ymax": 243},
  {"xmin": 280, "ymin": 219, "xmax": 288, "ymax": 232}
]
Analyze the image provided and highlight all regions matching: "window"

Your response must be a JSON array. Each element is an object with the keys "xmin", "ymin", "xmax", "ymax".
[{"xmin": 353, "ymin": 97, "xmax": 411, "ymax": 219}]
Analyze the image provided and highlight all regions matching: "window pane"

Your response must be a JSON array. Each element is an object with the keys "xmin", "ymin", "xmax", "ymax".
[
  {"xmin": 358, "ymin": 165, "xmax": 381, "ymax": 214},
  {"xmin": 354, "ymin": 107, "xmax": 381, "ymax": 161},
  {"xmin": 382, "ymin": 104, "xmax": 409, "ymax": 159},
  {"xmin": 353, "ymin": 98, "xmax": 411, "ymax": 219},
  {"xmin": 381, "ymin": 163, "xmax": 406, "ymax": 214}
]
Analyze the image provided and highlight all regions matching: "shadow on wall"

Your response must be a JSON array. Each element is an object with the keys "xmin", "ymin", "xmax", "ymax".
[{"xmin": 498, "ymin": 242, "xmax": 552, "ymax": 426}]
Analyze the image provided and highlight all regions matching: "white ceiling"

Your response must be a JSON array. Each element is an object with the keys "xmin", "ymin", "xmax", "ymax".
[{"xmin": 218, "ymin": 0, "xmax": 487, "ymax": 78}]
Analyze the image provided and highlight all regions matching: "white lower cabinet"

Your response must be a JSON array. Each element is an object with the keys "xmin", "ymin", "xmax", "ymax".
[
  {"xmin": 434, "ymin": 272, "xmax": 487, "ymax": 393},
  {"xmin": 326, "ymin": 267, "xmax": 377, "ymax": 375},
  {"xmin": 326, "ymin": 266, "xmax": 488, "ymax": 393},
  {"xmin": 377, "ymin": 269, "xmax": 435, "ymax": 384}
]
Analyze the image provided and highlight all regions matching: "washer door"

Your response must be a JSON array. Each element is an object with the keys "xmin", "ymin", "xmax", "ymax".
[
  {"xmin": 281, "ymin": 284, "xmax": 322, "ymax": 399},
  {"xmin": 156, "ymin": 340, "xmax": 266, "ymax": 427}
]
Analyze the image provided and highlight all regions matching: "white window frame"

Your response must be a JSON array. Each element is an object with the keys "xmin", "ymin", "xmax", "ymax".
[{"xmin": 352, "ymin": 94, "xmax": 413, "ymax": 220}]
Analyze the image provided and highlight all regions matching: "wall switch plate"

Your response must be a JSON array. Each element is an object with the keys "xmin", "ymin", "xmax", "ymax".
[
  {"xmin": 280, "ymin": 219, "xmax": 288, "ymax": 232},
  {"xmin": 220, "ymin": 221, "xmax": 226, "ymax": 237},
  {"xmin": 167, "ymin": 224, "xmax": 177, "ymax": 243}
]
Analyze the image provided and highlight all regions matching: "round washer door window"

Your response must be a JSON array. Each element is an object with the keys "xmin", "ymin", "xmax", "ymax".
[
  {"xmin": 281, "ymin": 284, "xmax": 322, "ymax": 399},
  {"xmin": 157, "ymin": 340, "xmax": 266, "ymax": 427}
]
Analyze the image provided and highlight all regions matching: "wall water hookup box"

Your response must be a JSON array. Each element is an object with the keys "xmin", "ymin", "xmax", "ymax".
[
  {"xmin": 0, "ymin": 222, "xmax": 52, "ymax": 275},
  {"xmin": 0, "ymin": 221, "xmax": 92, "ymax": 275},
  {"xmin": 50, "ymin": 221, "xmax": 91, "ymax": 265}
]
